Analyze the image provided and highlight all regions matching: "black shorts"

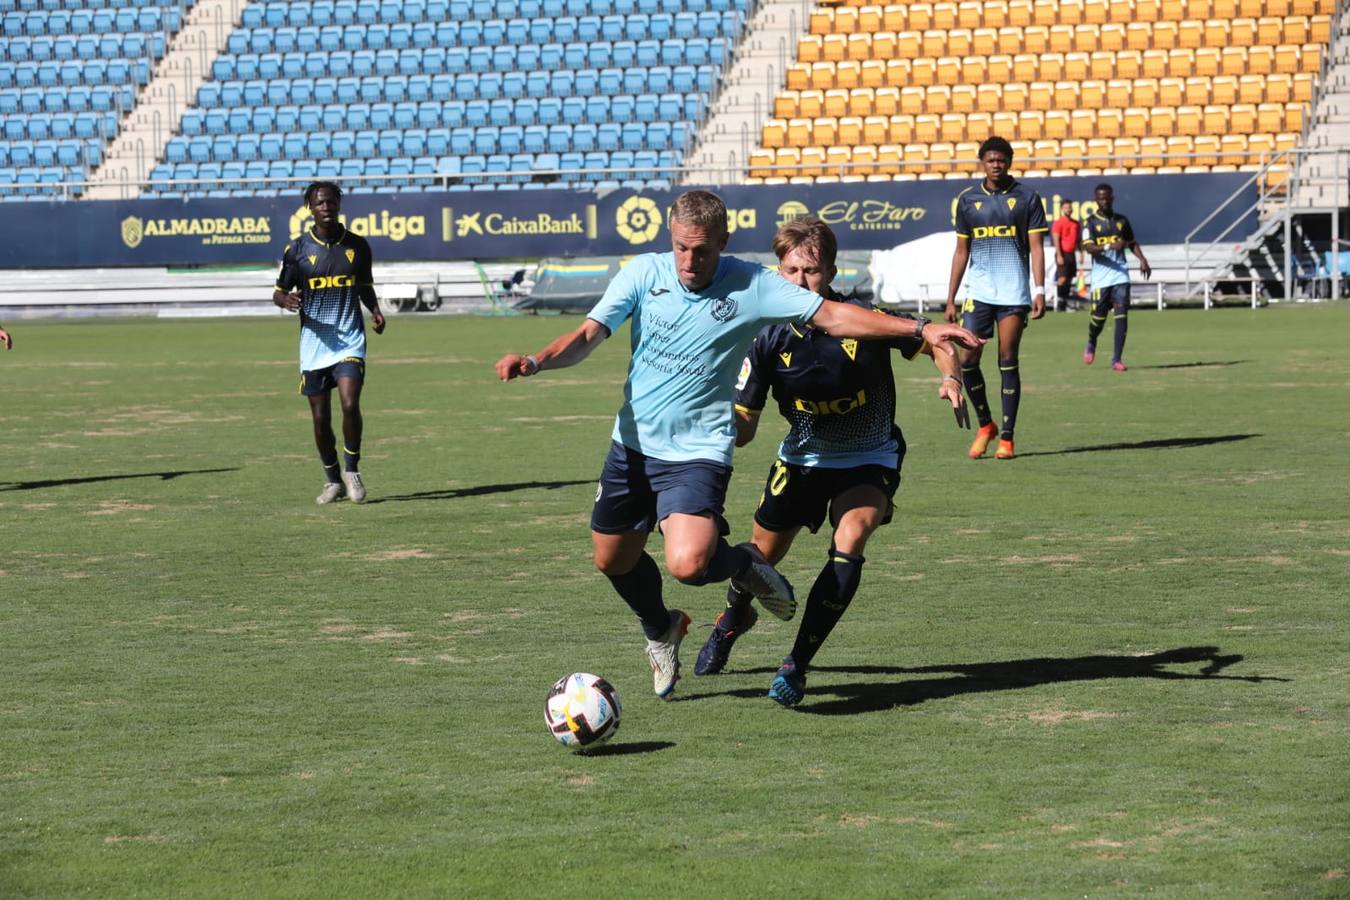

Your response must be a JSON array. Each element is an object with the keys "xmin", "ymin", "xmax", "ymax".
[
  {"xmin": 960, "ymin": 299, "xmax": 1029, "ymax": 339},
  {"xmin": 591, "ymin": 441, "xmax": 732, "ymax": 535},
  {"xmin": 754, "ymin": 459, "xmax": 902, "ymax": 535},
  {"xmin": 300, "ymin": 357, "xmax": 364, "ymax": 396},
  {"xmin": 1090, "ymin": 283, "xmax": 1131, "ymax": 313},
  {"xmin": 1056, "ymin": 255, "xmax": 1077, "ymax": 296}
]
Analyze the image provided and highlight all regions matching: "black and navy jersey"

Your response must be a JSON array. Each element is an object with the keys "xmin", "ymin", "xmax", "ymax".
[
  {"xmin": 953, "ymin": 179, "xmax": 1049, "ymax": 307},
  {"xmin": 1082, "ymin": 211, "xmax": 1135, "ymax": 290},
  {"xmin": 275, "ymin": 225, "xmax": 374, "ymax": 371},
  {"xmin": 734, "ymin": 294, "xmax": 926, "ymax": 468}
]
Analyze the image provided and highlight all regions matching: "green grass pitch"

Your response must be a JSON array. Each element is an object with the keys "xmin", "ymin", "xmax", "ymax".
[{"xmin": 1, "ymin": 306, "xmax": 1347, "ymax": 897}]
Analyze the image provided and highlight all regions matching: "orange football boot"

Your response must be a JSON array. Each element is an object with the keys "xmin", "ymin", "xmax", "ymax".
[
  {"xmin": 968, "ymin": 422, "xmax": 998, "ymax": 458},
  {"xmin": 995, "ymin": 439, "xmax": 1015, "ymax": 460}
]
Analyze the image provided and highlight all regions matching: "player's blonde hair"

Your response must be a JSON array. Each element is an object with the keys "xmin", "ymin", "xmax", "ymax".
[
  {"xmin": 669, "ymin": 190, "xmax": 728, "ymax": 235},
  {"xmin": 772, "ymin": 217, "xmax": 838, "ymax": 270}
]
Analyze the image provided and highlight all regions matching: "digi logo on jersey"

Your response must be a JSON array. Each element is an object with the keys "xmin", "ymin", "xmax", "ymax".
[
  {"xmin": 972, "ymin": 225, "xmax": 1019, "ymax": 238},
  {"xmin": 793, "ymin": 390, "xmax": 867, "ymax": 415},
  {"xmin": 308, "ymin": 275, "xmax": 355, "ymax": 290},
  {"xmin": 122, "ymin": 214, "xmax": 271, "ymax": 248}
]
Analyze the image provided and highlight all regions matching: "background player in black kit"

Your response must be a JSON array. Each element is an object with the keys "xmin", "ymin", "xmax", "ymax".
[
  {"xmin": 694, "ymin": 218, "xmax": 970, "ymax": 706},
  {"xmin": 273, "ymin": 182, "xmax": 385, "ymax": 504}
]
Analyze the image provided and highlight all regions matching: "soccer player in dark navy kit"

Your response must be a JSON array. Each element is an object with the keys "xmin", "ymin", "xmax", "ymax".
[
  {"xmin": 694, "ymin": 218, "xmax": 969, "ymax": 706},
  {"xmin": 944, "ymin": 137, "xmax": 1048, "ymax": 461},
  {"xmin": 495, "ymin": 191, "xmax": 982, "ymax": 699},
  {"xmin": 1082, "ymin": 183, "xmax": 1151, "ymax": 372},
  {"xmin": 273, "ymin": 181, "xmax": 386, "ymax": 504}
]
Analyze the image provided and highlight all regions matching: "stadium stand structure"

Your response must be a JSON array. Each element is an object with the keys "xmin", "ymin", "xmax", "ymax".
[
  {"xmin": 0, "ymin": 0, "xmax": 194, "ymax": 200},
  {"xmin": 738, "ymin": 0, "xmax": 1339, "ymax": 182}
]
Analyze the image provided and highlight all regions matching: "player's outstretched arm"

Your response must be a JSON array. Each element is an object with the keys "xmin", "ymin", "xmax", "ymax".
[
  {"xmin": 0, "ymin": 325, "xmax": 11, "ymax": 351},
  {"xmin": 1029, "ymin": 237, "xmax": 1046, "ymax": 319},
  {"xmin": 358, "ymin": 286, "xmax": 385, "ymax": 334},
  {"xmin": 810, "ymin": 301, "xmax": 984, "ymax": 357},
  {"xmin": 496, "ymin": 317, "xmax": 609, "ymax": 381},
  {"xmin": 945, "ymin": 236, "xmax": 971, "ymax": 323}
]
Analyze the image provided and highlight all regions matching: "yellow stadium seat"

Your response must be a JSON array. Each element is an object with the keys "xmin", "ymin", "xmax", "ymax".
[
  {"xmin": 1202, "ymin": 104, "xmax": 1228, "ymax": 133},
  {"xmin": 846, "ymin": 88, "xmax": 872, "ymax": 118},
  {"xmin": 1139, "ymin": 135, "xmax": 1167, "ymax": 165},
  {"xmin": 749, "ymin": 149, "xmax": 777, "ymax": 179},
  {"xmin": 1260, "ymin": 164, "xmax": 1288, "ymax": 194},
  {"xmin": 902, "ymin": 143, "xmax": 930, "ymax": 175},
  {"xmin": 809, "ymin": 62, "xmax": 835, "ymax": 90},
  {"xmin": 1210, "ymin": 76, "xmax": 1238, "ymax": 104},
  {"xmin": 774, "ymin": 93, "xmax": 799, "ymax": 120},
  {"xmin": 940, "ymin": 112, "xmax": 967, "ymax": 141},
  {"xmin": 955, "ymin": 139, "xmax": 982, "ymax": 164},
  {"xmin": 1070, "ymin": 109, "xmax": 1097, "ymax": 137},
  {"xmin": 1136, "ymin": 0, "xmax": 1162, "ymax": 20},
  {"xmin": 900, "ymin": 86, "xmax": 926, "ymax": 115},
  {"xmin": 800, "ymin": 146, "xmax": 826, "ymax": 177},
  {"xmin": 1106, "ymin": 79, "xmax": 1132, "ymax": 107},
  {"xmin": 1061, "ymin": 138, "xmax": 1087, "ymax": 167},
  {"xmin": 1087, "ymin": 136, "xmax": 1114, "ymax": 160},
  {"xmin": 1230, "ymin": 103, "xmax": 1257, "ymax": 132},
  {"xmin": 1010, "ymin": 138, "xmax": 1034, "ymax": 160},
  {"xmin": 1142, "ymin": 50, "xmax": 1168, "ymax": 78},
  {"xmin": 911, "ymin": 58, "xmax": 937, "ymax": 85},
  {"xmin": 1010, "ymin": 53, "xmax": 1037, "ymax": 81},
  {"xmin": 1176, "ymin": 105, "xmax": 1202, "ymax": 134},
  {"xmin": 1183, "ymin": 76, "xmax": 1210, "ymax": 105},
  {"xmin": 861, "ymin": 59, "xmax": 887, "ymax": 87},
  {"xmin": 970, "ymin": 27, "xmax": 998, "ymax": 55},
  {"xmin": 1009, "ymin": 0, "xmax": 1034, "ymax": 26},
  {"xmin": 1028, "ymin": 81, "xmax": 1054, "ymax": 110},
  {"xmin": 1310, "ymin": 14, "xmax": 1331, "ymax": 42},
  {"xmin": 1179, "ymin": 19, "xmax": 1203, "ymax": 48},
  {"xmin": 1064, "ymin": 51, "xmax": 1090, "ymax": 79},
  {"xmin": 1133, "ymin": 78, "xmax": 1159, "ymax": 106},
  {"xmin": 959, "ymin": 1, "xmax": 984, "ymax": 28},
  {"xmin": 1213, "ymin": 0, "xmax": 1238, "ymax": 15},
  {"xmin": 1193, "ymin": 134, "xmax": 1220, "ymax": 165},
  {"xmin": 1167, "ymin": 136, "xmax": 1195, "ymax": 164},
  {"xmin": 883, "ymin": 5, "xmax": 908, "ymax": 32},
  {"xmin": 976, "ymin": 83, "xmax": 1003, "ymax": 111},
  {"xmin": 812, "ymin": 117, "xmax": 839, "ymax": 146},
  {"xmin": 1085, "ymin": 0, "xmax": 1111, "ymax": 23},
  {"xmin": 928, "ymin": 85, "xmax": 954, "ymax": 114},
  {"xmin": 1049, "ymin": 24, "xmax": 1075, "ymax": 52},
  {"xmin": 774, "ymin": 146, "xmax": 801, "ymax": 173},
  {"xmin": 1018, "ymin": 110, "xmax": 1045, "ymax": 140},
  {"xmin": 1195, "ymin": 47, "xmax": 1221, "ymax": 75},
  {"xmin": 953, "ymin": 84, "xmax": 978, "ymax": 112},
  {"xmin": 1097, "ymin": 107, "xmax": 1124, "ymax": 136},
  {"xmin": 874, "ymin": 87, "xmax": 901, "ymax": 115},
  {"xmin": 858, "ymin": 5, "xmax": 884, "ymax": 32},
  {"xmin": 834, "ymin": 7, "xmax": 859, "ymax": 33},
  {"xmin": 1159, "ymin": 76, "xmax": 1184, "ymax": 106},
  {"xmin": 934, "ymin": 1, "xmax": 959, "ymax": 29},
  {"xmin": 1282, "ymin": 102, "xmax": 1304, "ymax": 132},
  {"xmin": 1256, "ymin": 16, "xmax": 1283, "ymax": 44},
  {"xmin": 836, "ymin": 61, "xmax": 863, "ymax": 88},
  {"xmin": 1079, "ymin": 79, "xmax": 1106, "ymax": 108},
  {"xmin": 922, "ymin": 29, "xmax": 947, "ymax": 57},
  {"xmin": 1151, "ymin": 106, "xmax": 1177, "ymax": 135},
  {"xmin": 1063, "ymin": 0, "xmax": 1087, "ymax": 25},
  {"xmin": 1123, "ymin": 106, "xmax": 1150, "ymax": 135},
  {"xmin": 1025, "ymin": 24, "xmax": 1051, "ymax": 51},
  {"xmin": 1116, "ymin": 49, "xmax": 1143, "ymax": 78},
  {"xmin": 1248, "ymin": 45, "xmax": 1274, "ymax": 73},
  {"xmin": 1186, "ymin": 0, "xmax": 1211, "ymax": 18},
  {"xmin": 998, "ymin": 26, "xmax": 1023, "ymax": 55},
  {"xmin": 1041, "ymin": 52, "xmax": 1065, "ymax": 80},
  {"xmin": 847, "ymin": 33, "xmax": 873, "ymax": 62},
  {"xmin": 885, "ymin": 114, "xmax": 913, "ymax": 144},
  {"xmin": 786, "ymin": 65, "xmax": 810, "ymax": 91},
  {"xmin": 1045, "ymin": 109, "xmax": 1070, "ymax": 137},
  {"xmin": 1111, "ymin": 136, "xmax": 1139, "ymax": 166},
  {"xmin": 851, "ymin": 143, "xmax": 879, "ymax": 175},
  {"xmin": 1263, "ymin": 73, "xmax": 1293, "ymax": 103},
  {"xmin": 872, "ymin": 32, "xmax": 898, "ymax": 58},
  {"xmin": 1274, "ymin": 131, "xmax": 1298, "ymax": 151},
  {"xmin": 937, "ymin": 56, "xmax": 964, "ymax": 85},
  {"xmin": 762, "ymin": 119, "xmax": 787, "ymax": 148},
  {"xmin": 1153, "ymin": 21, "xmax": 1179, "ymax": 48},
  {"xmin": 1230, "ymin": 18, "xmax": 1257, "ymax": 45},
  {"xmin": 1273, "ymin": 44, "xmax": 1301, "ymax": 74},
  {"xmin": 1032, "ymin": 0, "xmax": 1057, "ymax": 25},
  {"xmin": 1003, "ymin": 83, "xmax": 1029, "ymax": 111},
  {"xmin": 787, "ymin": 118, "xmax": 812, "ymax": 147},
  {"xmin": 1218, "ymin": 133, "xmax": 1247, "ymax": 165},
  {"xmin": 1239, "ymin": 0, "xmax": 1265, "ymax": 14},
  {"xmin": 809, "ymin": 8, "xmax": 834, "ymax": 36},
  {"xmin": 1053, "ymin": 80, "xmax": 1080, "ymax": 108},
  {"xmin": 823, "ymin": 88, "xmax": 850, "ymax": 118},
  {"xmin": 799, "ymin": 90, "xmax": 825, "ymax": 118},
  {"xmin": 1300, "ymin": 44, "xmax": 1322, "ymax": 73},
  {"xmin": 909, "ymin": 2, "xmax": 934, "ymax": 30},
  {"xmin": 947, "ymin": 28, "xmax": 973, "ymax": 56},
  {"xmin": 915, "ymin": 113, "xmax": 941, "ymax": 142},
  {"xmin": 895, "ymin": 30, "xmax": 921, "ymax": 57},
  {"xmin": 798, "ymin": 35, "xmax": 823, "ymax": 63},
  {"xmin": 994, "ymin": 111, "xmax": 1020, "ymax": 135},
  {"xmin": 838, "ymin": 116, "xmax": 864, "ymax": 145},
  {"xmin": 885, "ymin": 59, "xmax": 912, "ymax": 86},
  {"xmin": 1219, "ymin": 46, "xmax": 1247, "ymax": 75},
  {"xmin": 1088, "ymin": 50, "xmax": 1114, "ymax": 79},
  {"xmin": 985, "ymin": 53, "xmax": 1012, "ymax": 81},
  {"xmin": 1292, "ymin": 73, "xmax": 1313, "ymax": 102},
  {"xmin": 1246, "ymin": 133, "xmax": 1275, "ymax": 158},
  {"xmin": 960, "ymin": 55, "xmax": 989, "ymax": 83},
  {"xmin": 822, "ymin": 34, "xmax": 848, "ymax": 62},
  {"xmin": 1097, "ymin": 22, "xmax": 1125, "ymax": 50},
  {"xmin": 863, "ymin": 115, "xmax": 889, "ymax": 144},
  {"xmin": 1031, "ymin": 138, "xmax": 1060, "ymax": 168},
  {"xmin": 877, "ymin": 143, "xmax": 903, "ymax": 175},
  {"xmin": 1285, "ymin": 15, "xmax": 1316, "ymax": 44},
  {"xmin": 929, "ymin": 141, "xmax": 956, "ymax": 174}
]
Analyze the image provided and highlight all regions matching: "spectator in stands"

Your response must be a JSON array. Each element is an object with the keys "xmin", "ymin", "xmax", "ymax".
[
  {"xmin": 0, "ymin": 325, "xmax": 11, "ymax": 351},
  {"xmin": 944, "ymin": 136, "xmax": 1048, "ymax": 461},
  {"xmin": 1051, "ymin": 202, "xmax": 1083, "ymax": 311},
  {"xmin": 495, "ymin": 191, "xmax": 982, "ymax": 700},
  {"xmin": 272, "ymin": 181, "xmax": 386, "ymax": 505},
  {"xmin": 693, "ymin": 217, "xmax": 969, "ymax": 707},
  {"xmin": 1082, "ymin": 183, "xmax": 1151, "ymax": 372}
]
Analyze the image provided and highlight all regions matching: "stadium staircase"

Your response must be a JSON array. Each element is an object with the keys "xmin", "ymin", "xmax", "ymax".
[{"xmin": 86, "ymin": 0, "xmax": 245, "ymax": 199}]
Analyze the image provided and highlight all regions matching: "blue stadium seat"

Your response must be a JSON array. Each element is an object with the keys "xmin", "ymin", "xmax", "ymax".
[
  {"xmin": 416, "ymin": 100, "xmax": 439, "ymax": 128},
  {"xmin": 549, "ymin": 70, "xmax": 572, "ymax": 97},
  {"xmin": 404, "ymin": 130, "xmax": 426, "ymax": 156},
  {"xmin": 634, "ymin": 93, "xmax": 657, "ymax": 122},
  {"xmin": 449, "ymin": 126, "xmax": 472, "ymax": 155},
  {"xmin": 426, "ymin": 128, "xmax": 449, "ymax": 155},
  {"xmin": 539, "ymin": 42, "xmax": 562, "ymax": 70},
  {"xmin": 442, "ymin": 99, "xmax": 465, "ymax": 127},
  {"xmin": 385, "ymin": 74, "xmax": 409, "ymax": 101},
  {"xmin": 538, "ymin": 96, "xmax": 561, "ymax": 125},
  {"xmin": 522, "ymin": 124, "xmax": 546, "ymax": 153}
]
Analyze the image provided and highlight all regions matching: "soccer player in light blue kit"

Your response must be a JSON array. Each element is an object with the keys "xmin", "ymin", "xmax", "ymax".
[
  {"xmin": 496, "ymin": 192, "xmax": 982, "ymax": 698},
  {"xmin": 1082, "ymin": 182, "xmax": 1152, "ymax": 372}
]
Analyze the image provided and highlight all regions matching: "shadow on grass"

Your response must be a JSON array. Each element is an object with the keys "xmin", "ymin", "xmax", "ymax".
[
  {"xmin": 0, "ymin": 467, "xmax": 241, "ymax": 492},
  {"xmin": 580, "ymin": 741, "xmax": 675, "ymax": 756},
  {"xmin": 1132, "ymin": 360, "xmax": 1250, "ymax": 370},
  {"xmin": 1016, "ymin": 433, "xmax": 1261, "ymax": 457},
  {"xmin": 367, "ymin": 479, "xmax": 591, "ymax": 504},
  {"xmin": 681, "ymin": 646, "xmax": 1287, "ymax": 716}
]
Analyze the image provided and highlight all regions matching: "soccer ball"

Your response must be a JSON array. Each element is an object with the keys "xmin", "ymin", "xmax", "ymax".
[{"xmin": 544, "ymin": 672, "xmax": 622, "ymax": 750}]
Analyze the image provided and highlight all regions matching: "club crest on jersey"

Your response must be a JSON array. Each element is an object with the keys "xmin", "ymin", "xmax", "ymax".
[
  {"xmin": 1007, "ymin": 198, "xmax": 1017, "ymax": 210},
  {"xmin": 307, "ymin": 254, "xmax": 317, "ymax": 265},
  {"xmin": 778, "ymin": 352, "xmax": 792, "ymax": 367},
  {"xmin": 841, "ymin": 339, "xmax": 858, "ymax": 361},
  {"xmin": 710, "ymin": 297, "xmax": 737, "ymax": 322},
  {"xmin": 973, "ymin": 201, "xmax": 982, "ymax": 211},
  {"xmin": 345, "ymin": 248, "xmax": 355, "ymax": 263}
]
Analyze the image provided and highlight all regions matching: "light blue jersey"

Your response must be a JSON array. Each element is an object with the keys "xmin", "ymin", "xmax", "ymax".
[
  {"xmin": 953, "ymin": 179, "xmax": 1049, "ymax": 307},
  {"xmin": 1082, "ymin": 212, "xmax": 1136, "ymax": 290},
  {"xmin": 587, "ymin": 253, "xmax": 824, "ymax": 465}
]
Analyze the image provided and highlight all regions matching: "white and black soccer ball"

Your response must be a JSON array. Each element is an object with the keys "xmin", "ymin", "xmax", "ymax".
[{"xmin": 544, "ymin": 672, "xmax": 621, "ymax": 750}]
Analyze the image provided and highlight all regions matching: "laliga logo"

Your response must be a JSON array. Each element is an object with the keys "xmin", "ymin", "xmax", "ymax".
[
  {"xmin": 776, "ymin": 201, "xmax": 810, "ymax": 226},
  {"xmin": 616, "ymin": 196, "xmax": 662, "ymax": 245},
  {"xmin": 121, "ymin": 216, "xmax": 144, "ymax": 249}
]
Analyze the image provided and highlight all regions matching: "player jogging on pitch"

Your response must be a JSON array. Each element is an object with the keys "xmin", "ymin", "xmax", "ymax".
[
  {"xmin": 694, "ymin": 218, "xmax": 969, "ymax": 706},
  {"xmin": 945, "ymin": 136, "xmax": 1048, "ymax": 461},
  {"xmin": 1082, "ymin": 183, "xmax": 1151, "ymax": 372},
  {"xmin": 273, "ymin": 181, "xmax": 385, "ymax": 504},
  {"xmin": 495, "ymin": 191, "xmax": 982, "ymax": 699}
]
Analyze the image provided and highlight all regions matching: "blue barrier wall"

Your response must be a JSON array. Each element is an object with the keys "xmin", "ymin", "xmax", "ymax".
[{"xmin": 2, "ymin": 174, "xmax": 1254, "ymax": 268}]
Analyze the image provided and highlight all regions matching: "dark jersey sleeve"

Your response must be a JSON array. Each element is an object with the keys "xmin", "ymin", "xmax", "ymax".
[
  {"xmin": 879, "ymin": 307, "xmax": 925, "ymax": 359},
  {"xmin": 1119, "ymin": 216, "xmax": 1135, "ymax": 244},
  {"xmin": 734, "ymin": 330, "xmax": 772, "ymax": 414},
  {"xmin": 353, "ymin": 236, "xmax": 375, "ymax": 286},
  {"xmin": 275, "ymin": 240, "xmax": 301, "ymax": 293},
  {"xmin": 1026, "ymin": 191, "xmax": 1049, "ymax": 234},
  {"xmin": 953, "ymin": 192, "xmax": 971, "ymax": 237}
]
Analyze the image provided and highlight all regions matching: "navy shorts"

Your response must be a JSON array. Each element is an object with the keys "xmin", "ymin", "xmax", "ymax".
[
  {"xmin": 961, "ymin": 299, "xmax": 1029, "ymax": 339},
  {"xmin": 591, "ymin": 441, "xmax": 733, "ymax": 535},
  {"xmin": 300, "ymin": 357, "xmax": 364, "ymax": 396},
  {"xmin": 1090, "ymin": 283, "xmax": 1131, "ymax": 313},
  {"xmin": 754, "ymin": 458, "xmax": 902, "ymax": 534}
]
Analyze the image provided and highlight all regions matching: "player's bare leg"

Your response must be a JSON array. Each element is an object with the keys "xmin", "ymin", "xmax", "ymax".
[
  {"xmin": 308, "ymin": 392, "xmax": 345, "ymax": 504},
  {"xmin": 697, "ymin": 522, "xmax": 801, "ymax": 676},
  {"xmin": 594, "ymin": 529, "xmax": 689, "ymax": 698},
  {"xmin": 336, "ymin": 375, "xmax": 366, "ymax": 502}
]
